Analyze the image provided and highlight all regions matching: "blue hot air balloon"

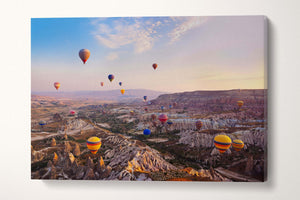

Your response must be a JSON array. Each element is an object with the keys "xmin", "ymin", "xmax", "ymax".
[
  {"xmin": 143, "ymin": 129, "xmax": 151, "ymax": 136},
  {"xmin": 169, "ymin": 104, "xmax": 172, "ymax": 109},
  {"xmin": 108, "ymin": 74, "xmax": 115, "ymax": 82},
  {"xmin": 143, "ymin": 96, "xmax": 147, "ymax": 101},
  {"xmin": 161, "ymin": 106, "xmax": 164, "ymax": 111},
  {"xmin": 119, "ymin": 82, "xmax": 122, "ymax": 86}
]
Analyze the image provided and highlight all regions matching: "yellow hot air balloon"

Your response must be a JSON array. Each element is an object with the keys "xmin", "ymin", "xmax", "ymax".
[
  {"xmin": 120, "ymin": 89, "xmax": 125, "ymax": 95},
  {"xmin": 232, "ymin": 139, "xmax": 244, "ymax": 151},
  {"xmin": 86, "ymin": 137, "xmax": 101, "ymax": 154},
  {"xmin": 237, "ymin": 101, "xmax": 244, "ymax": 109},
  {"xmin": 214, "ymin": 135, "xmax": 232, "ymax": 154}
]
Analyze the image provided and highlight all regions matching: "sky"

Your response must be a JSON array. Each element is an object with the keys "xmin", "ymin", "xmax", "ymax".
[{"xmin": 31, "ymin": 16, "xmax": 266, "ymax": 93}]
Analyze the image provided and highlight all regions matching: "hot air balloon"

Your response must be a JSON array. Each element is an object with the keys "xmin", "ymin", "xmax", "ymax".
[
  {"xmin": 130, "ymin": 110, "xmax": 134, "ymax": 116},
  {"xmin": 86, "ymin": 137, "xmax": 102, "ymax": 154},
  {"xmin": 214, "ymin": 135, "xmax": 232, "ymax": 154},
  {"xmin": 119, "ymin": 82, "xmax": 122, "ymax": 86},
  {"xmin": 69, "ymin": 110, "xmax": 76, "ymax": 115},
  {"xmin": 173, "ymin": 102, "xmax": 177, "ymax": 107},
  {"xmin": 144, "ymin": 107, "xmax": 148, "ymax": 112},
  {"xmin": 54, "ymin": 82, "xmax": 60, "ymax": 90},
  {"xmin": 167, "ymin": 120, "xmax": 173, "ymax": 125},
  {"xmin": 169, "ymin": 104, "xmax": 172, "ymax": 109},
  {"xmin": 39, "ymin": 120, "xmax": 46, "ymax": 126},
  {"xmin": 152, "ymin": 63, "xmax": 158, "ymax": 70},
  {"xmin": 159, "ymin": 114, "xmax": 168, "ymax": 124},
  {"xmin": 79, "ymin": 49, "xmax": 91, "ymax": 64},
  {"xmin": 108, "ymin": 74, "xmax": 115, "ymax": 82},
  {"xmin": 120, "ymin": 89, "xmax": 125, "ymax": 95},
  {"xmin": 151, "ymin": 114, "xmax": 157, "ymax": 120},
  {"xmin": 100, "ymin": 82, "xmax": 104, "ymax": 87},
  {"xmin": 148, "ymin": 101, "xmax": 152, "ymax": 105},
  {"xmin": 232, "ymin": 139, "xmax": 244, "ymax": 151},
  {"xmin": 195, "ymin": 120, "xmax": 203, "ymax": 130},
  {"xmin": 237, "ymin": 101, "xmax": 244, "ymax": 109},
  {"xmin": 143, "ymin": 96, "xmax": 147, "ymax": 101},
  {"xmin": 143, "ymin": 129, "xmax": 151, "ymax": 136},
  {"xmin": 161, "ymin": 106, "xmax": 164, "ymax": 111}
]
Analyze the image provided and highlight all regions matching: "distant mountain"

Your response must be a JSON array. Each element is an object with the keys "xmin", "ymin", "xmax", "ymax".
[{"xmin": 32, "ymin": 89, "xmax": 167, "ymax": 102}]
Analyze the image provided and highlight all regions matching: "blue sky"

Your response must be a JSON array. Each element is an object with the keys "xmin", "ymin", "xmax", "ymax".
[{"xmin": 31, "ymin": 16, "xmax": 266, "ymax": 92}]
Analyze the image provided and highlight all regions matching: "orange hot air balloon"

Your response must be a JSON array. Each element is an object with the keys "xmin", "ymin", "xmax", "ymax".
[
  {"xmin": 100, "ymin": 82, "xmax": 104, "ymax": 87},
  {"xmin": 120, "ymin": 89, "xmax": 125, "ymax": 95},
  {"xmin": 152, "ymin": 63, "xmax": 158, "ymax": 70},
  {"xmin": 237, "ymin": 101, "xmax": 244, "ymax": 109},
  {"xmin": 79, "ymin": 49, "xmax": 90, "ymax": 64},
  {"xmin": 54, "ymin": 82, "xmax": 60, "ymax": 90},
  {"xmin": 195, "ymin": 120, "xmax": 203, "ymax": 130}
]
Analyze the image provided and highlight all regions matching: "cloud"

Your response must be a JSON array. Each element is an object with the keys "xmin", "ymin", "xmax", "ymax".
[
  {"xmin": 168, "ymin": 17, "xmax": 208, "ymax": 44},
  {"xmin": 92, "ymin": 19, "xmax": 162, "ymax": 53},
  {"xmin": 106, "ymin": 52, "xmax": 119, "ymax": 61}
]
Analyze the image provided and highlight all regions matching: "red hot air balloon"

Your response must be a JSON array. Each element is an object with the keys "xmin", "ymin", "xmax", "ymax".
[
  {"xmin": 69, "ymin": 110, "xmax": 76, "ymax": 115},
  {"xmin": 54, "ymin": 82, "xmax": 60, "ymax": 90},
  {"xmin": 158, "ymin": 114, "xmax": 168, "ymax": 124},
  {"xmin": 152, "ymin": 63, "xmax": 158, "ymax": 70},
  {"xmin": 100, "ymin": 82, "xmax": 104, "ymax": 87},
  {"xmin": 79, "ymin": 49, "xmax": 90, "ymax": 64}
]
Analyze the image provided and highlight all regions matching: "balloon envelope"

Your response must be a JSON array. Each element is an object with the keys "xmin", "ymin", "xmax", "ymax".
[
  {"xmin": 86, "ymin": 137, "xmax": 101, "ymax": 154},
  {"xmin": 79, "ymin": 49, "xmax": 90, "ymax": 64},
  {"xmin": 214, "ymin": 135, "xmax": 232, "ymax": 154},
  {"xmin": 159, "ymin": 114, "xmax": 168, "ymax": 124},
  {"xmin": 39, "ymin": 120, "xmax": 46, "ymax": 126},
  {"xmin": 152, "ymin": 63, "xmax": 158, "ymax": 70},
  {"xmin": 232, "ymin": 139, "xmax": 244, "ymax": 151},
  {"xmin": 143, "ymin": 96, "xmax": 147, "ymax": 101},
  {"xmin": 108, "ymin": 74, "xmax": 115, "ymax": 82},
  {"xmin": 167, "ymin": 120, "xmax": 173, "ymax": 125},
  {"xmin": 237, "ymin": 101, "xmax": 244, "ymax": 108},
  {"xmin": 119, "ymin": 82, "xmax": 122, "ymax": 86},
  {"xmin": 69, "ymin": 110, "xmax": 76, "ymax": 115},
  {"xmin": 54, "ymin": 82, "xmax": 60, "ymax": 90},
  {"xmin": 100, "ymin": 82, "xmax": 104, "ymax": 87},
  {"xmin": 120, "ymin": 89, "xmax": 125, "ymax": 95},
  {"xmin": 151, "ymin": 114, "xmax": 157, "ymax": 120},
  {"xmin": 196, "ymin": 120, "xmax": 203, "ymax": 130},
  {"xmin": 143, "ymin": 129, "xmax": 151, "ymax": 135}
]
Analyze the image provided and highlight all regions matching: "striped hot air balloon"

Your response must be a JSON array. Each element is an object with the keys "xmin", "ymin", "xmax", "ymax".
[
  {"xmin": 86, "ymin": 137, "xmax": 102, "ymax": 154},
  {"xmin": 232, "ymin": 139, "xmax": 244, "ymax": 151},
  {"xmin": 214, "ymin": 135, "xmax": 232, "ymax": 154}
]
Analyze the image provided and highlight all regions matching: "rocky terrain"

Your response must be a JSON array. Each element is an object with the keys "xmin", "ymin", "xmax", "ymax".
[{"xmin": 31, "ymin": 89, "xmax": 267, "ymax": 181}]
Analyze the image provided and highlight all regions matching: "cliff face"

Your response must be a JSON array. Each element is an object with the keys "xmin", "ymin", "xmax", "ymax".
[{"xmin": 150, "ymin": 89, "xmax": 266, "ymax": 119}]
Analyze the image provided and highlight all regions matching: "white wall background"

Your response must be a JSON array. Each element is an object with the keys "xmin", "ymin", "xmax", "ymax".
[{"xmin": 0, "ymin": 0, "xmax": 299, "ymax": 199}]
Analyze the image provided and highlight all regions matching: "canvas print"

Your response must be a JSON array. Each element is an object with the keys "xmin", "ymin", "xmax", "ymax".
[{"xmin": 31, "ymin": 16, "xmax": 267, "ymax": 181}]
